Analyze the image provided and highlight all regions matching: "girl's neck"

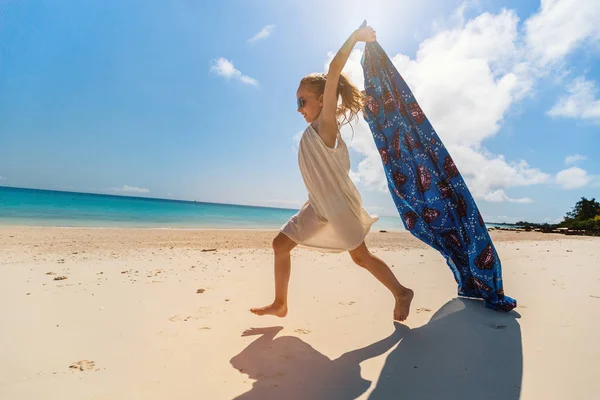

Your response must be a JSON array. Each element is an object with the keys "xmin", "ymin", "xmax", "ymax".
[{"xmin": 310, "ymin": 115, "xmax": 321, "ymax": 132}]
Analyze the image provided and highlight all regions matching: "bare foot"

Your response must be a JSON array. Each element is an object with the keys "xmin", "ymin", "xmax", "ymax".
[
  {"xmin": 250, "ymin": 302, "xmax": 288, "ymax": 317},
  {"xmin": 394, "ymin": 289, "xmax": 414, "ymax": 321}
]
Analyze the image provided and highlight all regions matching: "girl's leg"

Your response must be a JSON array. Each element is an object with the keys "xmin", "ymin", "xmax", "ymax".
[
  {"xmin": 250, "ymin": 232, "xmax": 297, "ymax": 317},
  {"xmin": 349, "ymin": 242, "xmax": 414, "ymax": 321}
]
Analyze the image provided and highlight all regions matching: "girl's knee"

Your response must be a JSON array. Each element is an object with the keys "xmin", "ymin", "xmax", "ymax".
[
  {"xmin": 351, "ymin": 253, "xmax": 370, "ymax": 268},
  {"xmin": 272, "ymin": 233, "xmax": 295, "ymax": 253}
]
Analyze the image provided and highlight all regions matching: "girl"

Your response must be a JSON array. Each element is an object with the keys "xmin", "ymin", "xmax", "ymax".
[{"xmin": 250, "ymin": 25, "xmax": 414, "ymax": 321}]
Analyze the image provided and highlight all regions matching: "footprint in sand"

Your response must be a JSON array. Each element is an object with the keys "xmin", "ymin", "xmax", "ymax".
[
  {"xmin": 169, "ymin": 308, "xmax": 208, "ymax": 322},
  {"xmin": 69, "ymin": 360, "xmax": 96, "ymax": 372},
  {"xmin": 295, "ymin": 328, "xmax": 311, "ymax": 334},
  {"xmin": 146, "ymin": 269, "xmax": 165, "ymax": 278},
  {"xmin": 169, "ymin": 315, "xmax": 199, "ymax": 322}
]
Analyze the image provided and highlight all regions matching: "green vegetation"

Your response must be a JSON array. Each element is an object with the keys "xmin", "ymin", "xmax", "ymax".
[
  {"xmin": 515, "ymin": 197, "xmax": 600, "ymax": 236},
  {"xmin": 560, "ymin": 197, "xmax": 600, "ymax": 233}
]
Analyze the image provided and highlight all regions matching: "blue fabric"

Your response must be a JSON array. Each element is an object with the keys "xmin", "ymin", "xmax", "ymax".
[{"xmin": 360, "ymin": 41, "xmax": 517, "ymax": 312}]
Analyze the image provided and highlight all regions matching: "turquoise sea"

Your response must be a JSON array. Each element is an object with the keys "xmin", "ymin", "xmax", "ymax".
[
  {"xmin": 0, "ymin": 186, "xmax": 412, "ymax": 230},
  {"xmin": 0, "ymin": 186, "xmax": 517, "ymax": 231}
]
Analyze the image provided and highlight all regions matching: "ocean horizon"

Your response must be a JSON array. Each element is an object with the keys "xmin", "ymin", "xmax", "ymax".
[
  {"xmin": 0, "ymin": 186, "xmax": 520, "ymax": 231},
  {"xmin": 0, "ymin": 186, "xmax": 414, "ymax": 230}
]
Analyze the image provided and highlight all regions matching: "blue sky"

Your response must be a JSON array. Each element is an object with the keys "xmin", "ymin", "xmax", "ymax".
[{"xmin": 1, "ymin": 0, "xmax": 599, "ymax": 223}]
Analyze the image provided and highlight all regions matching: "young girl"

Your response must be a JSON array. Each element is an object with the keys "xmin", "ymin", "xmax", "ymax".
[{"xmin": 250, "ymin": 25, "xmax": 414, "ymax": 321}]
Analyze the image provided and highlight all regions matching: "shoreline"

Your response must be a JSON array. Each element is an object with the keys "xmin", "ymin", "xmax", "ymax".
[
  {"xmin": 0, "ymin": 225, "xmax": 585, "ymax": 260},
  {"xmin": 0, "ymin": 225, "xmax": 308, "ymax": 232},
  {"xmin": 0, "ymin": 219, "xmax": 407, "ymax": 232},
  {"xmin": 0, "ymin": 222, "xmax": 525, "ymax": 233}
]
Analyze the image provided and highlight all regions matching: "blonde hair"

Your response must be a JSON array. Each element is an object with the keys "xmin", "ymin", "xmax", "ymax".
[{"xmin": 300, "ymin": 72, "xmax": 364, "ymax": 127}]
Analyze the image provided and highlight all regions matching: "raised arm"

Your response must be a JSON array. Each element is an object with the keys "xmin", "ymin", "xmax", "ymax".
[{"xmin": 318, "ymin": 25, "xmax": 377, "ymax": 148}]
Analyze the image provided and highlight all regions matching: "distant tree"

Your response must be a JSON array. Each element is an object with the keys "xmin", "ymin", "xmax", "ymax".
[
  {"xmin": 513, "ymin": 198, "xmax": 600, "ymax": 235},
  {"xmin": 565, "ymin": 197, "xmax": 600, "ymax": 222}
]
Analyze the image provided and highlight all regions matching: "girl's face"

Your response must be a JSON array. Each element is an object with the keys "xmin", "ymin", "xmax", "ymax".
[{"xmin": 296, "ymin": 85, "xmax": 323, "ymax": 123}]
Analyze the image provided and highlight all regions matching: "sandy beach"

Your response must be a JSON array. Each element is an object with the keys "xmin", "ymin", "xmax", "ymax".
[{"xmin": 1, "ymin": 226, "xmax": 599, "ymax": 399}]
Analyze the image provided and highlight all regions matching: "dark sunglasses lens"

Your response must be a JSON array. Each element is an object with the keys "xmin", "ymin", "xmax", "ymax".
[{"xmin": 297, "ymin": 98, "xmax": 304, "ymax": 109}]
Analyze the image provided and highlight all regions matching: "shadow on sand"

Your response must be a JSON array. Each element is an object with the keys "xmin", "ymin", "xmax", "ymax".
[{"xmin": 230, "ymin": 298, "xmax": 523, "ymax": 400}]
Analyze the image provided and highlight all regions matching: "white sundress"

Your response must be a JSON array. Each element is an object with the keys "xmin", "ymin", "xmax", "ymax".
[{"xmin": 280, "ymin": 123, "xmax": 379, "ymax": 253}]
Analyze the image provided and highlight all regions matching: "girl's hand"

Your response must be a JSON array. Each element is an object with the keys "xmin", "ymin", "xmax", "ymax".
[{"xmin": 354, "ymin": 26, "xmax": 376, "ymax": 43}]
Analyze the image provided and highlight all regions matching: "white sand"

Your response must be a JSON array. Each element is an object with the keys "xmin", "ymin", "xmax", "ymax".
[{"xmin": 0, "ymin": 227, "xmax": 599, "ymax": 399}]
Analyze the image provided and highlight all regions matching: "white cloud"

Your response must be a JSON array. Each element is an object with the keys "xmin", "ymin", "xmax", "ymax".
[
  {"xmin": 210, "ymin": 57, "xmax": 258, "ymax": 86},
  {"xmin": 447, "ymin": 145, "xmax": 550, "ymax": 196},
  {"xmin": 111, "ymin": 185, "xmax": 150, "ymax": 194},
  {"xmin": 483, "ymin": 190, "xmax": 533, "ymax": 204},
  {"xmin": 352, "ymin": 154, "xmax": 388, "ymax": 192},
  {"xmin": 248, "ymin": 25, "xmax": 275, "ymax": 43},
  {"xmin": 321, "ymin": 9, "xmax": 548, "ymax": 203},
  {"xmin": 292, "ymin": 130, "xmax": 303, "ymax": 153},
  {"xmin": 564, "ymin": 154, "xmax": 587, "ymax": 165},
  {"xmin": 239, "ymin": 75, "xmax": 259, "ymax": 86},
  {"xmin": 348, "ymin": 169, "xmax": 362, "ymax": 186},
  {"xmin": 547, "ymin": 77, "xmax": 600, "ymax": 122},
  {"xmin": 526, "ymin": 1, "xmax": 600, "ymax": 123},
  {"xmin": 302, "ymin": 1, "xmax": 600, "ymax": 204},
  {"xmin": 388, "ymin": 10, "xmax": 534, "ymax": 148},
  {"xmin": 211, "ymin": 58, "xmax": 238, "ymax": 78},
  {"xmin": 555, "ymin": 167, "xmax": 592, "ymax": 189},
  {"xmin": 525, "ymin": 0, "xmax": 600, "ymax": 65}
]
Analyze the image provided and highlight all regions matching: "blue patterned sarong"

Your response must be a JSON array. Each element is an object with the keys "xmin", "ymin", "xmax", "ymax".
[{"xmin": 360, "ymin": 40, "xmax": 517, "ymax": 312}]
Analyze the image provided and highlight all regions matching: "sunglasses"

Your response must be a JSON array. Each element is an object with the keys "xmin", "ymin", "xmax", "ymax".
[{"xmin": 297, "ymin": 97, "xmax": 305, "ymax": 109}]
